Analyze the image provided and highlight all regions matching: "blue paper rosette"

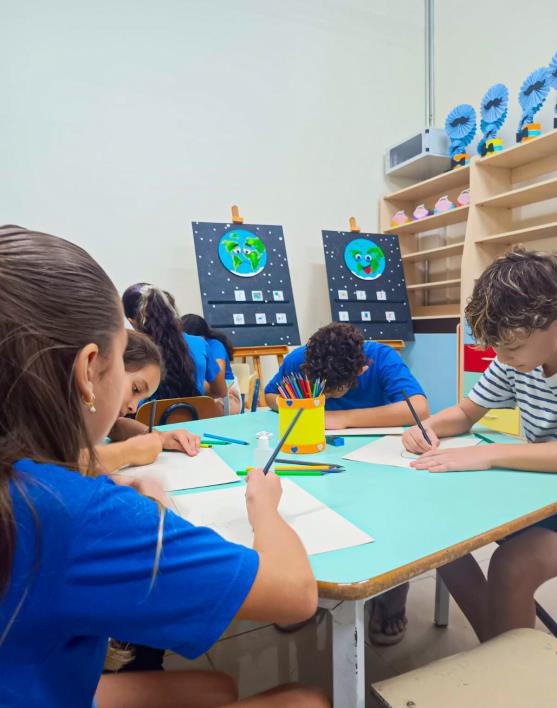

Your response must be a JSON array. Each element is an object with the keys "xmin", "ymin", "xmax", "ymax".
[
  {"xmin": 445, "ymin": 104, "xmax": 477, "ymax": 157},
  {"xmin": 518, "ymin": 67, "xmax": 550, "ymax": 130},
  {"xmin": 481, "ymin": 83, "xmax": 509, "ymax": 125},
  {"xmin": 548, "ymin": 52, "xmax": 557, "ymax": 90}
]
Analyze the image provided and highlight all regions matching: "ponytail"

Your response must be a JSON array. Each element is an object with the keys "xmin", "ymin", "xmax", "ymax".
[
  {"xmin": 125, "ymin": 285, "xmax": 199, "ymax": 398},
  {"xmin": 181, "ymin": 313, "xmax": 234, "ymax": 361}
]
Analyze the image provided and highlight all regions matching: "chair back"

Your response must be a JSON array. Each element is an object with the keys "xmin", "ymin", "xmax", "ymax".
[
  {"xmin": 136, "ymin": 396, "xmax": 223, "ymax": 426},
  {"xmin": 231, "ymin": 363, "xmax": 251, "ymax": 395}
]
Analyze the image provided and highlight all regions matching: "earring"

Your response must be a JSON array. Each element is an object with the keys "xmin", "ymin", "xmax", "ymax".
[{"xmin": 85, "ymin": 393, "xmax": 97, "ymax": 414}]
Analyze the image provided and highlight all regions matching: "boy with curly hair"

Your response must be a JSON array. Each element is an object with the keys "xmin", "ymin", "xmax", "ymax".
[
  {"xmin": 265, "ymin": 322, "xmax": 428, "ymax": 430},
  {"xmin": 402, "ymin": 248, "xmax": 557, "ymax": 641},
  {"xmin": 266, "ymin": 322, "xmax": 429, "ymax": 645}
]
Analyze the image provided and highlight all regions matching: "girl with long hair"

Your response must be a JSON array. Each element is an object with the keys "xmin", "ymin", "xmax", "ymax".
[
  {"xmin": 0, "ymin": 226, "xmax": 326, "ymax": 708},
  {"xmin": 122, "ymin": 284, "xmax": 227, "ymax": 402},
  {"xmin": 181, "ymin": 314, "xmax": 241, "ymax": 415},
  {"xmin": 93, "ymin": 330, "xmax": 201, "ymax": 475}
]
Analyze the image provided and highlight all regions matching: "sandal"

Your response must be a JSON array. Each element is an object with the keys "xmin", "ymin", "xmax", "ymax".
[{"xmin": 368, "ymin": 583, "xmax": 409, "ymax": 646}]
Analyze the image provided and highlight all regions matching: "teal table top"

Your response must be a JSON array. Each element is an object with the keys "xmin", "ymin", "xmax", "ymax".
[{"xmin": 160, "ymin": 411, "xmax": 557, "ymax": 597}]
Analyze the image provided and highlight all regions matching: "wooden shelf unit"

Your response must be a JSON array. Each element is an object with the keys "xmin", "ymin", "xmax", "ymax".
[
  {"xmin": 380, "ymin": 129, "xmax": 557, "ymax": 327},
  {"xmin": 461, "ymin": 128, "xmax": 557, "ymax": 312},
  {"xmin": 383, "ymin": 205, "xmax": 469, "ymax": 235},
  {"xmin": 458, "ymin": 128, "xmax": 557, "ymax": 402},
  {"xmin": 380, "ymin": 166, "xmax": 469, "ymax": 321},
  {"xmin": 407, "ymin": 278, "xmax": 461, "ymax": 291},
  {"xmin": 476, "ymin": 175, "xmax": 557, "ymax": 208},
  {"xmin": 402, "ymin": 241, "xmax": 465, "ymax": 263}
]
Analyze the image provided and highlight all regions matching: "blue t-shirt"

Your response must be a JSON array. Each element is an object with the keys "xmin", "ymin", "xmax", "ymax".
[
  {"xmin": 183, "ymin": 333, "xmax": 221, "ymax": 394},
  {"xmin": 207, "ymin": 338, "xmax": 234, "ymax": 381},
  {"xmin": 265, "ymin": 341, "xmax": 425, "ymax": 410},
  {"xmin": 1, "ymin": 460, "xmax": 258, "ymax": 707}
]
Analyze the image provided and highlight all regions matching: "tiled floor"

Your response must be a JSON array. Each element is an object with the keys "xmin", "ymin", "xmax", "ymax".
[{"xmin": 164, "ymin": 543, "xmax": 557, "ymax": 706}]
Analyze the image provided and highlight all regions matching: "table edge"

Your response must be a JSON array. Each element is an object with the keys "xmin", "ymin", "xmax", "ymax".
[{"xmin": 317, "ymin": 501, "xmax": 557, "ymax": 600}]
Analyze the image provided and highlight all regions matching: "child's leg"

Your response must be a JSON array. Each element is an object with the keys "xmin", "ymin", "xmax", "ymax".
[
  {"xmin": 226, "ymin": 684, "xmax": 329, "ymax": 707},
  {"xmin": 96, "ymin": 670, "xmax": 238, "ymax": 708},
  {"xmin": 369, "ymin": 583, "xmax": 409, "ymax": 645},
  {"xmin": 437, "ymin": 553, "xmax": 489, "ymax": 641},
  {"xmin": 487, "ymin": 526, "xmax": 557, "ymax": 639}
]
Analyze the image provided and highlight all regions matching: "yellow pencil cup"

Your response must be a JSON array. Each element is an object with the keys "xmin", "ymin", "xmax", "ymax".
[{"xmin": 277, "ymin": 396, "xmax": 326, "ymax": 454}]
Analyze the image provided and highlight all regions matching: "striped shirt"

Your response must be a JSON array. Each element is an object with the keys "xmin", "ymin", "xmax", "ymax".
[{"xmin": 469, "ymin": 359, "xmax": 557, "ymax": 443}]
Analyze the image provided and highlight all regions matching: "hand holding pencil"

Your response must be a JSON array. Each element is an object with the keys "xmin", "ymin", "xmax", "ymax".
[{"xmin": 401, "ymin": 390, "xmax": 440, "ymax": 455}]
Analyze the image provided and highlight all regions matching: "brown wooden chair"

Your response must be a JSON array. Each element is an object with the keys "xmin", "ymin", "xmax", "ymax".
[{"xmin": 136, "ymin": 396, "xmax": 223, "ymax": 426}]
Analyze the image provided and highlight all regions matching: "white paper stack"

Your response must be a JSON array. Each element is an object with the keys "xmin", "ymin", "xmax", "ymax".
[
  {"xmin": 114, "ymin": 449, "xmax": 239, "ymax": 491},
  {"xmin": 173, "ymin": 479, "xmax": 373, "ymax": 556},
  {"xmin": 343, "ymin": 435, "xmax": 481, "ymax": 469}
]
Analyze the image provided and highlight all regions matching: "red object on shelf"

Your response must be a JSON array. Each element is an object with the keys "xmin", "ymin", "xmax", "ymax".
[{"xmin": 464, "ymin": 344, "xmax": 496, "ymax": 372}]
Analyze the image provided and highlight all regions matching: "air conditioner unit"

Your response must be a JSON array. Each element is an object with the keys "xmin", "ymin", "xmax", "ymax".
[{"xmin": 385, "ymin": 128, "xmax": 450, "ymax": 180}]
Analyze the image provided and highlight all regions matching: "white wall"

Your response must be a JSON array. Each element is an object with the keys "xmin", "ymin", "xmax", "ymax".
[
  {"xmin": 436, "ymin": 0, "xmax": 557, "ymax": 150},
  {"xmin": 1, "ymin": 0, "xmax": 424, "ymax": 343}
]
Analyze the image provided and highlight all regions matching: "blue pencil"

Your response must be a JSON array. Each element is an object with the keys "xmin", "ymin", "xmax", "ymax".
[
  {"xmin": 251, "ymin": 379, "xmax": 260, "ymax": 412},
  {"xmin": 203, "ymin": 432, "xmax": 249, "ymax": 446}
]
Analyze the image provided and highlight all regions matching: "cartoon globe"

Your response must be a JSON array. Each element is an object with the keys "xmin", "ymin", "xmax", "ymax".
[
  {"xmin": 218, "ymin": 229, "xmax": 267, "ymax": 278},
  {"xmin": 343, "ymin": 238, "xmax": 386, "ymax": 280}
]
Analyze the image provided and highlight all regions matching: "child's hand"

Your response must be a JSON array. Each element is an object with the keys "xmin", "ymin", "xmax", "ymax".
[
  {"xmin": 244, "ymin": 468, "xmax": 282, "ymax": 528},
  {"xmin": 128, "ymin": 477, "xmax": 172, "ymax": 508},
  {"xmin": 402, "ymin": 425, "xmax": 439, "ymax": 454},
  {"xmin": 324, "ymin": 410, "xmax": 349, "ymax": 430},
  {"xmin": 112, "ymin": 474, "xmax": 172, "ymax": 507},
  {"xmin": 158, "ymin": 429, "xmax": 201, "ymax": 456},
  {"xmin": 124, "ymin": 433, "xmax": 163, "ymax": 466},
  {"xmin": 410, "ymin": 444, "xmax": 495, "ymax": 473}
]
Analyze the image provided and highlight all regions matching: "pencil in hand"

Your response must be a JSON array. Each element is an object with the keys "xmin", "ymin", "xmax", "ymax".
[{"xmin": 401, "ymin": 389, "xmax": 432, "ymax": 446}]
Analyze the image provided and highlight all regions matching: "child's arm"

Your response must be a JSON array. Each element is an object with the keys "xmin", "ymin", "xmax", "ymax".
[
  {"xmin": 205, "ymin": 366, "xmax": 228, "ymax": 398},
  {"xmin": 325, "ymin": 394, "xmax": 429, "ymax": 430},
  {"xmin": 88, "ymin": 433, "xmax": 164, "ymax": 474},
  {"xmin": 110, "ymin": 416, "xmax": 148, "ymax": 441},
  {"xmin": 236, "ymin": 469, "xmax": 317, "ymax": 624},
  {"xmin": 412, "ymin": 439, "xmax": 557, "ymax": 474},
  {"xmin": 403, "ymin": 398, "xmax": 487, "ymax": 453},
  {"xmin": 109, "ymin": 416, "xmax": 200, "ymax": 456},
  {"xmin": 265, "ymin": 392, "xmax": 280, "ymax": 411}
]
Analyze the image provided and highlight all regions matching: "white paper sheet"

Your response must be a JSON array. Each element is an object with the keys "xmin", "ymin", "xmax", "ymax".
[
  {"xmin": 172, "ymin": 479, "xmax": 373, "ymax": 556},
  {"xmin": 343, "ymin": 435, "xmax": 481, "ymax": 469},
  {"xmin": 114, "ymin": 449, "xmax": 239, "ymax": 491},
  {"xmin": 325, "ymin": 426, "xmax": 405, "ymax": 436}
]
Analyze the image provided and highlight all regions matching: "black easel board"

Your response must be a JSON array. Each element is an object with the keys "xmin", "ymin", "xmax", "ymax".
[
  {"xmin": 322, "ymin": 231, "xmax": 414, "ymax": 341},
  {"xmin": 192, "ymin": 221, "xmax": 301, "ymax": 347}
]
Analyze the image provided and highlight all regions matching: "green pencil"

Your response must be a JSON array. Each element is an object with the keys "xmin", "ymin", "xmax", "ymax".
[{"xmin": 236, "ymin": 469, "xmax": 338, "ymax": 476}]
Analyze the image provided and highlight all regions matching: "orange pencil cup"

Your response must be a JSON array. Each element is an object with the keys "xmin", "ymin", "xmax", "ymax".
[{"xmin": 277, "ymin": 396, "xmax": 326, "ymax": 454}]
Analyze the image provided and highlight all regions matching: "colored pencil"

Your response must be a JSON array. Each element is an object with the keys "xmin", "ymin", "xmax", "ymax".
[
  {"xmin": 251, "ymin": 379, "xmax": 260, "ymax": 412},
  {"xmin": 275, "ymin": 458, "xmax": 344, "ymax": 469},
  {"xmin": 401, "ymin": 389, "xmax": 432, "ymax": 446},
  {"xmin": 236, "ymin": 469, "xmax": 339, "ymax": 477},
  {"xmin": 263, "ymin": 408, "xmax": 303, "ymax": 474},
  {"xmin": 203, "ymin": 432, "xmax": 249, "ymax": 446},
  {"xmin": 148, "ymin": 400, "xmax": 157, "ymax": 433},
  {"xmin": 277, "ymin": 373, "xmax": 327, "ymax": 400},
  {"xmin": 246, "ymin": 465, "xmax": 338, "ymax": 471}
]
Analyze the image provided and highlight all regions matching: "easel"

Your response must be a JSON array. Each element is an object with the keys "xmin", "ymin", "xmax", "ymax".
[
  {"xmin": 229, "ymin": 204, "xmax": 290, "ymax": 406},
  {"xmin": 348, "ymin": 216, "xmax": 405, "ymax": 352},
  {"xmin": 233, "ymin": 345, "xmax": 290, "ymax": 406}
]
